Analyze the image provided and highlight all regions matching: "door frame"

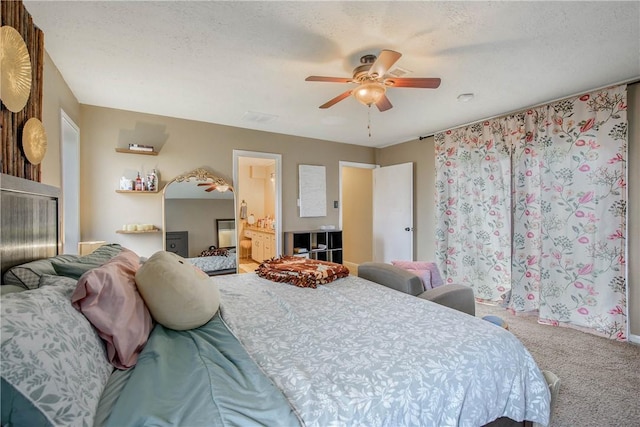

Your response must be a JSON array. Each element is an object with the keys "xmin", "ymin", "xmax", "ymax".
[{"xmin": 233, "ymin": 150, "xmax": 282, "ymax": 256}]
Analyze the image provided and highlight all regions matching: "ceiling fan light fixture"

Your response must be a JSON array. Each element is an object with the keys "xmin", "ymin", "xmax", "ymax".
[{"xmin": 353, "ymin": 82, "xmax": 386, "ymax": 106}]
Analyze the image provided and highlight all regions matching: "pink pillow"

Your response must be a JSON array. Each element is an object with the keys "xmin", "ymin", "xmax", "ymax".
[
  {"xmin": 391, "ymin": 260, "xmax": 444, "ymax": 290},
  {"xmin": 71, "ymin": 249, "xmax": 153, "ymax": 369}
]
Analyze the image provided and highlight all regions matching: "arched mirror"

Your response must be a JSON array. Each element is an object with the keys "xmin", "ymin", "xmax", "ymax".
[{"xmin": 162, "ymin": 168, "xmax": 237, "ymax": 275}]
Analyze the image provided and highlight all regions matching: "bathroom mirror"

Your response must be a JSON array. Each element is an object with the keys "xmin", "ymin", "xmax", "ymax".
[{"xmin": 162, "ymin": 168, "xmax": 237, "ymax": 275}]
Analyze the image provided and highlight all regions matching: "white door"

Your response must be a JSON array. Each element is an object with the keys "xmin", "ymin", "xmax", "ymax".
[
  {"xmin": 373, "ymin": 162, "xmax": 413, "ymax": 262},
  {"xmin": 61, "ymin": 111, "xmax": 80, "ymax": 254}
]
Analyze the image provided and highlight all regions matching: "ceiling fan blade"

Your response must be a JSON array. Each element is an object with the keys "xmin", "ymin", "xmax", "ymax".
[
  {"xmin": 306, "ymin": 76, "xmax": 353, "ymax": 83},
  {"xmin": 197, "ymin": 183, "xmax": 211, "ymax": 187},
  {"xmin": 376, "ymin": 94, "xmax": 393, "ymax": 112},
  {"xmin": 369, "ymin": 49, "xmax": 402, "ymax": 78},
  {"xmin": 319, "ymin": 89, "xmax": 353, "ymax": 109},
  {"xmin": 205, "ymin": 187, "xmax": 215, "ymax": 192},
  {"xmin": 385, "ymin": 77, "xmax": 441, "ymax": 88}
]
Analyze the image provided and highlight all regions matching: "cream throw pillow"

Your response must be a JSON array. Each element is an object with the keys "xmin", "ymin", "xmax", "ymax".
[{"xmin": 135, "ymin": 251, "xmax": 220, "ymax": 330}]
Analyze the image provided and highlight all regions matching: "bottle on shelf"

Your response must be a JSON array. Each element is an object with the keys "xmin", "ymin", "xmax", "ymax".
[
  {"xmin": 135, "ymin": 172, "xmax": 144, "ymax": 191},
  {"xmin": 146, "ymin": 169, "xmax": 157, "ymax": 192}
]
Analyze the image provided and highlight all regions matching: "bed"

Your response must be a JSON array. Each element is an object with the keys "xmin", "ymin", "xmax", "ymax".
[
  {"xmin": 185, "ymin": 250, "xmax": 237, "ymax": 276},
  {"xmin": 1, "ymin": 253, "xmax": 551, "ymax": 427},
  {"xmin": 0, "ymin": 177, "xmax": 550, "ymax": 426}
]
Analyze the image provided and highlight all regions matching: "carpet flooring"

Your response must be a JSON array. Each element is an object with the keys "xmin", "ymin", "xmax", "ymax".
[{"xmin": 475, "ymin": 303, "xmax": 640, "ymax": 427}]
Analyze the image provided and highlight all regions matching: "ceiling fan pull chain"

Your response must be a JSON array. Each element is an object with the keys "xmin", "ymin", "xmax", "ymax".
[{"xmin": 368, "ymin": 105, "xmax": 372, "ymax": 138}]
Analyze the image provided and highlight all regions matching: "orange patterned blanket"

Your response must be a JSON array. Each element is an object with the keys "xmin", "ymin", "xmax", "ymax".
[{"xmin": 256, "ymin": 256, "xmax": 349, "ymax": 288}]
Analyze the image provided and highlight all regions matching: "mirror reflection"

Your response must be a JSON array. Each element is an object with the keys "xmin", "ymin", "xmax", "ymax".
[{"xmin": 163, "ymin": 168, "xmax": 237, "ymax": 275}]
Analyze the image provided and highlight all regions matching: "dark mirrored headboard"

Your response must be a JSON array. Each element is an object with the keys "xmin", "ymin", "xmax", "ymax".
[{"xmin": 1, "ymin": 174, "xmax": 60, "ymax": 281}]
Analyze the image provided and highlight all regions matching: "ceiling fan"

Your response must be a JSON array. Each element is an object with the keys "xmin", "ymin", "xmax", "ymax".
[
  {"xmin": 305, "ymin": 49, "xmax": 441, "ymax": 112},
  {"xmin": 197, "ymin": 182, "xmax": 230, "ymax": 193}
]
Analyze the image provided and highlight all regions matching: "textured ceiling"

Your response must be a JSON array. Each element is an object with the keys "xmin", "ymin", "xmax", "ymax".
[{"xmin": 23, "ymin": 1, "xmax": 640, "ymax": 148}]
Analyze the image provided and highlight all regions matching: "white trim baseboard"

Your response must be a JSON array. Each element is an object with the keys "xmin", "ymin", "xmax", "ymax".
[{"xmin": 629, "ymin": 333, "xmax": 640, "ymax": 345}]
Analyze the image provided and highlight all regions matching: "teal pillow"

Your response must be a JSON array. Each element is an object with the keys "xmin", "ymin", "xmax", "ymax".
[
  {"xmin": 52, "ymin": 244, "xmax": 125, "ymax": 279},
  {"xmin": 77, "ymin": 244, "xmax": 123, "ymax": 265},
  {"xmin": 2, "ymin": 254, "xmax": 80, "ymax": 290},
  {"xmin": 52, "ymin": 261, "xmax": 96, "ymax": 280}
]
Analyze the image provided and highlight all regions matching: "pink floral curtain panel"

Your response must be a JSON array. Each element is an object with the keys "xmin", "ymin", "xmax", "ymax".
[{"xmin": 435, "ymin": 85, "xmax": 628, "ymax": 340}]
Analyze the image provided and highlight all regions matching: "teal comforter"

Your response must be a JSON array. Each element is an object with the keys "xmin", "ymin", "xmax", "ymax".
[{"xmin": 104, "ymin": 314, "xmax": 301, "ymax": 427}]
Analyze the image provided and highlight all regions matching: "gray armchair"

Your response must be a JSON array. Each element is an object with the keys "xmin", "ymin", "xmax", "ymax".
[{"xmin": 357, "ymin": 262, "xmax": 475, "ymax": 316}]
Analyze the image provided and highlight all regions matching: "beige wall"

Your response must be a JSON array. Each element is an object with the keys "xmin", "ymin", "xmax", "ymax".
[
  {"xmin": 41, "ymin": 52, "xmax": 80, "ymax": 188},
  {"xmin": 236, "ymin": 161, "xmax": 272, "ymax": 220},
  {"xmin": 78, "ymin": 105, "xmax": 374, "ymax": 258},
  {"xmin": 376, "ymin": 137, "xmax": 437, "ymax": 261}
]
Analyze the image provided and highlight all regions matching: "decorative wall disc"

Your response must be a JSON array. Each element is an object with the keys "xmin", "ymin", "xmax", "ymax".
[
  {"xmin": 0, "ymin": 25, "xmax": 32, "ymax": 112},
  {"xmin": 22, "ymin": 118, "xmax": 47, "ymax": 165}
]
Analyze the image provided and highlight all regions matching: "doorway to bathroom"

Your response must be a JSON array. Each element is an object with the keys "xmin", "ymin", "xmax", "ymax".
[{"xmin": 233, "ymin": 150, "xmax": 282, "ymax": 274}]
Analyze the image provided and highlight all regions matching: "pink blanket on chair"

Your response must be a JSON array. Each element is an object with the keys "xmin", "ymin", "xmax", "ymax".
[{"xmin": 391, "ymin": 260, "xmax": 444, "ymax": 290}]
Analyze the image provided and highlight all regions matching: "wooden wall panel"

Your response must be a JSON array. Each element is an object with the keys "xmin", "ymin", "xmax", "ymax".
[{"xmin": 1, "ymin": 0, "xmax": 44, "ymax": 181}]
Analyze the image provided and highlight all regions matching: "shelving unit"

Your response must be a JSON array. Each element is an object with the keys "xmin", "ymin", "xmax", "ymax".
[
  {"xmin": 284, "ymin": 230, "xmax": 342, "ymax": 264},
  {"xmin": 115, "ymin": 148, "xmax": 158, "ymax": 156}
]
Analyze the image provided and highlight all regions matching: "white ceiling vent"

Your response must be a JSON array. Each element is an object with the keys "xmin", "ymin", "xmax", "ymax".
[
  {"xmin": 242, "ymin": 111, "xmax": 279, "ymax": 124},
  {"xmin": 387, "ymin": 66, "xmax": 411, "ymax": 78}
]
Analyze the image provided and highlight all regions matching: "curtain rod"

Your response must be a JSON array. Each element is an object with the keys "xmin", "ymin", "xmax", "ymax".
[{"xmin": 418, "ymin": 76, "xmax": 640, "ymax": 141}]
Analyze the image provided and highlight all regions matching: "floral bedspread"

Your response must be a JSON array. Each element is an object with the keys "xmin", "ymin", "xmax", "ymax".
[{"xmin": 215, "ymin": 273, "xmax": 551, "ymax": 427}]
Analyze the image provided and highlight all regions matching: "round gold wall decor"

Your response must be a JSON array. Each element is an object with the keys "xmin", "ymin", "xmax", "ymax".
[
  {"xmin": 22, "ymin": 118, "xmax": 47, "ymax": 165},
  {"xmin": 0, "ymin": 25, "xmax": 32, "ymax": 113}
]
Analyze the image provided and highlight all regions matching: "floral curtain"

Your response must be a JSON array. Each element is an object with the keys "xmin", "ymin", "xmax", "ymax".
[
  {"xmin": 435, "ymin": 85, "xmax": 628, "ymax": 340},
  {"xmin": 434, "ymin": 121, "xmax": 513, "ymax": 302}
]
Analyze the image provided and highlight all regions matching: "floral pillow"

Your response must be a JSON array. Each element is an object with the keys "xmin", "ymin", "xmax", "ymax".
[
  {"xmin": 1, "ymin": 275, "xmax": 113, "ymax": 427},
  {"xmin": 391, "ymin": 260, "xmax": 444, "ymax": 290}
]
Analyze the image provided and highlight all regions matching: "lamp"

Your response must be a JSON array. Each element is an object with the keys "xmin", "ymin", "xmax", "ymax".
[
  {"xmin": 353, "ymin": 82, "xmax": 386, "ymax": 106},
  {"xmin": 215, "ymin": 184, "xmax": 230, "ymax": 193}
]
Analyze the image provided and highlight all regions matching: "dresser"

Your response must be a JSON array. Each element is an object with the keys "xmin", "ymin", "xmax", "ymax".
[{"xmin": 165, "ymin": 231, "xmax": 188, "ymax": 258}]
